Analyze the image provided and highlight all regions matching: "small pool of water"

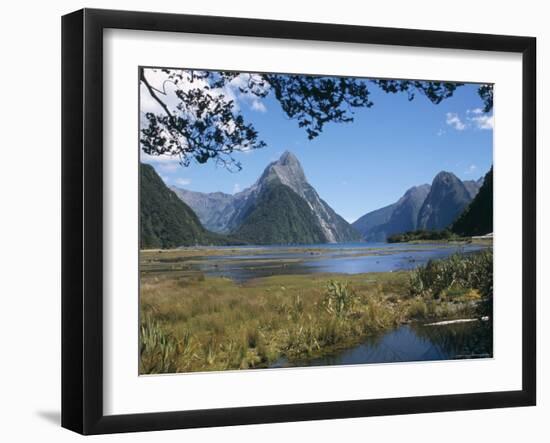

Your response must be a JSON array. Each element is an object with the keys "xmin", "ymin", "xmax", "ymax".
[{"xmin": 270, "ymin": 320, "xmax": 493, "ymax": 368}]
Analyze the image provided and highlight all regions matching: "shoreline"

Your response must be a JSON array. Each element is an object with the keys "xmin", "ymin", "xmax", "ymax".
[
  {"xmin": 140, "ymin": 261, "xmax": 492, "ymax": 374},
  {"xmin": 140, "ymin": 240, "xmax": 490, "ymax": 258},
  {"xmin": 139, "ymin": 242, "xmax": 491, "ymax": 282}
]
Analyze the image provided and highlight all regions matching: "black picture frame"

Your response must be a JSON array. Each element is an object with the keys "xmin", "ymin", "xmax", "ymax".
[{"xmin": 62, "ymin": 8, "xmax": 536, "ymax": 435}]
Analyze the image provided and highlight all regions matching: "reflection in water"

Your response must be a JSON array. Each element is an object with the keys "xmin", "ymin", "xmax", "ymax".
[
  {"xmin": 412, "ymin": 320, "xmax": 493, "ymax": 359},
  {"xmin": 271, "ymin": 320, "xmax": 493, "ymax": 368},
  {"xmin": 192, "ymin": 242, "xmax": 486, "ymax": 283}
]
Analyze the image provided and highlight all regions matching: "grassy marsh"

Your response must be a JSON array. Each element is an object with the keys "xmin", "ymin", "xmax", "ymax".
[{"xmin": 139, "ymin": 249, "xmax": 492, "ymax": 374}]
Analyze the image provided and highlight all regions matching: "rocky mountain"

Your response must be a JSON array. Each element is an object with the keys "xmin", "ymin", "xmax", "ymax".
[
  {"xmin": 140, "ymin": 164, "xmax": 235, "ymax": 248},
  {"xmin": 463, "ymin": 177, "xmax": 484, "ymax": 200},
  {"xmin": 237, "ymin": 151, "xmax": 359, "ymax": 242},
  {"xmin": 170, "ymin": 188, "xmax": 236, "ymax": 233},
  {"xmin": 349, "ymin": 203, "xmax": 396, "ymax": 241},
  {"xmin": 374, "ymin": 184, "xmax": 431, "ymax": 240},
  {"xmin": 417, "ymin": 171, "xmax": 474, "ymax": 231},
  {"xmin": 451, "ymin": 168, "xmax": 493, "ymax": 236},
  {"xmin": 173, "ymin": 151, "xmax": 359, "ymax": 244},
  {"xmin": 352, "ymin": 185, "xmax": 430, "ymax": 241},
  {"xmin": 233, "ymin": 183, "xmax": 327, "ymax": 244},
  {"xmin": 353, "ymin": 172, "xmax": 483, "ymax": 241}
]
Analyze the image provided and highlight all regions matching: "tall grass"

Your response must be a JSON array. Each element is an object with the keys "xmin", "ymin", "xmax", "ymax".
[
  {"xmin": 139, "ymin": 317, "xmax": 180, "ymax": 374},
  {"xmin": 409, "ymin": 250, "xmax": 493, "ymax": 300},
  {"xmin": 140, "ymin": 272, "xmax": 411, "ymax": 373},
  {"xmin": 139, "ymin": 251, "xmax": 492, "ymax": 373},
  {"xmin": 409, "ymin": 250, "xmax": 493, "ymax": 319},
  {"xmin": 322, "ymin": 280, "xmax": 359, "ymax": 318}
]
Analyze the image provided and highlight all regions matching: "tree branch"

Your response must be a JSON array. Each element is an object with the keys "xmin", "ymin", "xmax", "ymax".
[{"xmin": 140, "ymin": 69, "xmax": 177, "ymax": 125}]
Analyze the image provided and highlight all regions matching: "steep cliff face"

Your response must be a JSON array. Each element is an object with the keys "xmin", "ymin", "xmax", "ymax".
[
  {"xmin": 353, "ymin": 171, "xmax": 483, "ymax": 241},
  {"xmin": 380, "ymin": 184, "xmax": 432, "ymax": 235},
  {"xmin": 451, "ymin": 168, "xmax": 493, "ymax": 236},
  {"xmin": 246, "ymin": 151, "xmax": 358, "ymax": 242},
  {"xmin": 140, "ymin": 164, "xmax": 233, "ymax": 248},
  {"xmin": 233, "ymin": 183, "xmax": 328, "ymax": 245},
  {"xmin": 353, "ymin": 184, "xmax": 430, "ymax": 241},
  {"xmin": 173, "ymin": 151, "xmax": 359, "ymax": 243},
  {"xmin": 417, "ymin": 171, "xmax": 473, "ymax": 231},
  {"xmin": 463, "ymin": 178, "xmax": 483, "ymax": 200},
  {"xmin": 170, "ymin": 187, "xmax": 236, "ymax": 233},
  {"xmin": 352, "ymin": 203, "xmax": 397, "ymax": 241}
]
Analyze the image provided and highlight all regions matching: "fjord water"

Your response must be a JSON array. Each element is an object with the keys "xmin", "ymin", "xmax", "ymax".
[
  {"xmin": 271, "ymin": 320, "xmax": 493, "ymax": 368},
  {"xmin": 193, "ymin": 242, "xmax": 486, "ymax": 283}
]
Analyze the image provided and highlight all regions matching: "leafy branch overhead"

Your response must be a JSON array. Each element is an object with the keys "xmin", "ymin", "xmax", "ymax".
[{"xmin": 140, "ymin": 68, "xmax": 493, "ymax": 170}]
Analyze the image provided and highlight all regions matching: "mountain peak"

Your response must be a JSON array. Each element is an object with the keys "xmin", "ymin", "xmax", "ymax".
[
  {"xmin": 259, "ymin": 150, "xmax": 306, "ymax": 188},
  {"xmin": 277, "ymin": 150, "xmax": 299, "ymax": 165},
  {"xmin": 251, "ymin": 150, "xmax": 357, "ymax": 243},
  {"xmin": 433, "ymin": 170, "xmax": 459, "ymax": 182},
  {"xmin": 418, "ymin": 170, "xmax": 472, "ymax": 230}
]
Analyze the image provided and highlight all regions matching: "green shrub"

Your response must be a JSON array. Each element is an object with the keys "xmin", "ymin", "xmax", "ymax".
[
  {"xmin": 407, "ymin": 298, "xmax": 428, "ymax": 319},
  {"xmin": 388, "ymin": 229, "xmax": 459, "ymax": 243},
  {"xmin": 409, "ymin": 250, "xmax": 493, "ymax": 301},
  {"xmin": 322, "ymin": 280, "xmax": 360, "ymax": 318},
  {"xmin": 139, "ymin": 317, "xmax": 180, "ymax": 374}
]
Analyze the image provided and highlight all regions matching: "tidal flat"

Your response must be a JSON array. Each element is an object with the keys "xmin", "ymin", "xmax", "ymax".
[
  {"xmin": 140, "ymin": 241, "xmax": 489, "ymax": 282},
  {"xmin": 139, "ymin": 244, "xmax": 493, "ymax": 374}
]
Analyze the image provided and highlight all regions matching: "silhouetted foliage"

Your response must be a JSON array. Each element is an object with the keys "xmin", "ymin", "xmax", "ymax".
[
  {"xmin": 265, "ymin": 74, "xmax": 373, "ymax": 140},
  {"xmin": 372, "ymin": 79, "xmax": 461, "ymax": 105},
  {"xmin": 140, "ymin": 70, "xmax": 265, "ymax": 172},
  {"xmin": 140, "ymin": 68, "xmax": 493, "ymax": 170},
  {"xmin": 477, "ymin": 84, "xmax": 494, "ymax": 113}
]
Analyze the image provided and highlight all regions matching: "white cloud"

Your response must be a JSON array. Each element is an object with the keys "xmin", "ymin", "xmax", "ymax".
[
  {"xmin": 250, "ymin": 99, "xmax": 267, "ymax": 112},
  {"xmin": 228, "ymin": 75, "xmax": 269, "ymax": 113},
  {"xmin": 173, "ymin": 177, "xmax": 191, "ymax": 187},
  {"xmin": 140, "ymin": 151, "xmax": 181, "ymax": 164},
  {"xmin": 238, "ymin": 146, "xmax": 255, "ymax": 155},
  {"xmin": 437, "ymin": 129, "xmax": 446, "ymax": 136},
  {"xmin": 464, "ymin": 108, "xmax": 494, "ymax": 130},
  {"xmin": 465, "ymin": 164, "xmax": 478, "ymax": 175},
  {"xmin": 139, "ymin": 69, "xmax": 241, "ymax": 149},
  {"xmin": 139, "ymin": 69, "xmax": 270, "ymax": 156},
  {"xmin": 467, "ymin": 108, "xmax": 484, "ymax": 115},
  {"xmin": 469, "ymin": 113, "xmax": 494, "ymax": 130},
  {"xmin": 232, "ymin": 183, "xmax": 241, "ymax": 194},
  {"xmin": 445, "ymin": 109, "xmax": 493, "ymax": 132},
  {"xmin": 446, "ymin": 112, "xmax": 466, "ymax": 131}
]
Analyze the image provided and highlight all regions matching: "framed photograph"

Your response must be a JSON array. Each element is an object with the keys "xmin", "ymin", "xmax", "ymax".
[{"xmin": 62, "ymin": 8, "xmax": 536, "ymax": 434}]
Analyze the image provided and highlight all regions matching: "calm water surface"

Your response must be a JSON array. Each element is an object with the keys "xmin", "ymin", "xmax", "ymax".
[
  {"xmin": 271, "ymin": 320, "xmax": 493, "ymax": 368},
  {"xmin": 188, "ymin": 242, "xmax": 486, "ymax": 283}
]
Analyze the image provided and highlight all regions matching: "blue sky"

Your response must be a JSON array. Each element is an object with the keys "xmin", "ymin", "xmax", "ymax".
[{"xmin": 142, "ymin": 72, "xmax": 493, "ymax": 223}]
